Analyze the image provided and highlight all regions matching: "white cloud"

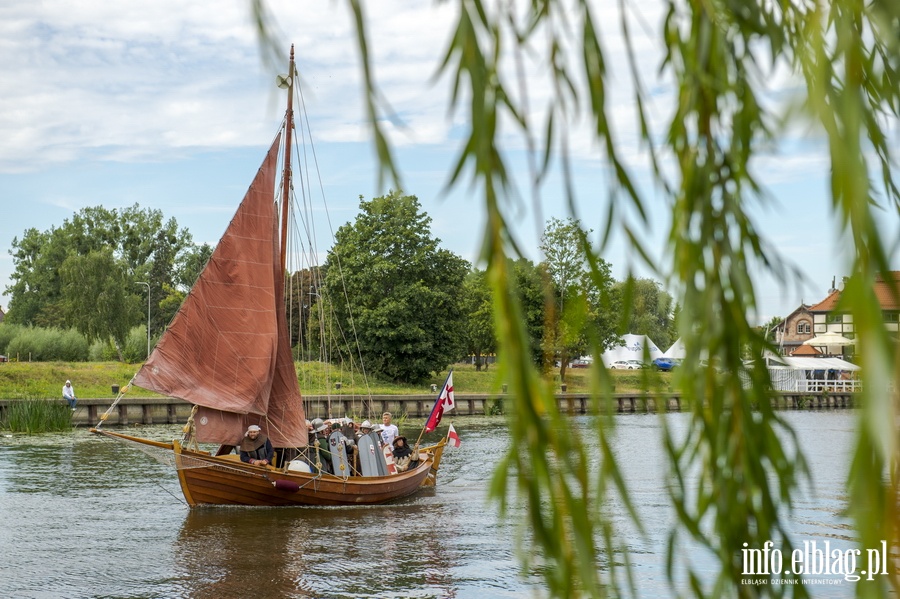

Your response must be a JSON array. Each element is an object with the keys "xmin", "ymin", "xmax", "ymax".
[{"xmin": 1, "ymin": 0, "xmax": 894, "ymax": 323}]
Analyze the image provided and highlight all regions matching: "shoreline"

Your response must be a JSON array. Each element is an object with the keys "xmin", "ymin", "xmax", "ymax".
[{"xmin": 0, "ymin": 390, "xmax": 861, "ymax": 428}]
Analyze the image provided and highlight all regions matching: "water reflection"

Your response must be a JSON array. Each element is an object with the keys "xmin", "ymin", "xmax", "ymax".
[
  {"xmin": 175, "ymin": 509, "xmax": 312, "ymax": 598},
  {"xmin": 173, "ymin": 492, "xmax": 470, "ymax": 598}
]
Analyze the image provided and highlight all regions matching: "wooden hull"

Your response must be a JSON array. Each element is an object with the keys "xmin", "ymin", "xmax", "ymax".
[{"xmin": 91, "ymin": 429, "xmax": 444, "ymax": 507}]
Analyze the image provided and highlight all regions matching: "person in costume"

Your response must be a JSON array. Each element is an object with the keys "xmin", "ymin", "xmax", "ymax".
[
  {"xmin": 239, "ymin": 424, "xmax": 273, "ymax": 466},
  {"xmin": 311, "ymin": 419, "xmax": 333, "ymax": 474},
  {"xmin": 392, "ymin": 436, "xmax": 414, "ymax": 472}
]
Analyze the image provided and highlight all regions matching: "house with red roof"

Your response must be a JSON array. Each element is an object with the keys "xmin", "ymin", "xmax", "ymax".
[
  {"xmin": 808, "ymin": 271, "xmax": 900, "ymax": 339},
  {"xmin": 776, "ymin": 271, "xmax": 900, "ymax": 357}
]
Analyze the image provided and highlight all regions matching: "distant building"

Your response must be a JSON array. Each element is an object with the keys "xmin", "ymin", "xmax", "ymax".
[
  {"xmin": 0, "ymin": 305, "xmax": 5, "ymax": 324},
  {"xmin": 809, "ymin": 272, "xmax": 900, "ymax": 339},
  {"xmin": 777, "ymin": 272, "xmax": 900, "ymax": 358},
  {"xmin": 774, "ymin": 304, "xmax": 815, "ymax": 356}
]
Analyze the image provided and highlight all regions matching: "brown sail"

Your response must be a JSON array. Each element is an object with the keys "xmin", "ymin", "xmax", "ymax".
[
  {"xmin": 133, "ymin": 134, "xmax": 307, "ymax": 447},
  {"xmin": 91, "ymin": 46, "xmax": 445, "ymax": 508}
]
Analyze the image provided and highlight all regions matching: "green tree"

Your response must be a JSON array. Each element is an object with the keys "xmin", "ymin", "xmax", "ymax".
[
  {"xmin": 460, "ymin": 258, "xmax": 549, "ymax": 370},
  {"xmin": 6, "ymin": 204, "xmax": 195, "ymax": 339},
  {"xmin": 461, "ymin": 269, "xmax": 495, "ymax": 371},
  {"xmin": 510, "ymin": 258, "xmax": 548, "ymax": 367},
  {"xmin": 614, "ymin": 277, "xmax": 677, "ymax": 351},
  {"xmin": 176, "ymin": 243, "xmax": 214, "ymax": 290},
  {"xmin": 153, "ymin": 241, "xmax": 214, "ymax": 333},
  {"xmin": 541, "ymin": 218, "xmax": 586, "ymax": 298},
  {"xmin": 323, "ymin": 191, "xmax": 470, "ymax": 383},
  {"xmin": 156, "ymin": 284, "xmax": 186, "ymax": 335},
  {"xmin": 286, "ymin": 268, "xmax": 322, "ymax": 359},
  {"xmin": 59, "ymin": 248, "xmax": 138, "ymax": 361},
  {"xmin": 540, "ymin": 217, "xmax": 618, "ymax": 381},
  {"xmin": 144, "ymin": 229, "xmax": 178, "ymax": 333},
  {"xmin": 5, "ymin": 227, "xmax": 68, "ymax": 327},
  {"xmin": 760, "ymin": 315, "xmax": 783, "ymax": 344}
]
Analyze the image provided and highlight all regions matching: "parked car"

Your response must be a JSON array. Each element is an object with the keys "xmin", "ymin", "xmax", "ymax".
[
  {"xmin": 652, "ymin": 357, "xmax": 680, "ymax": 371},
  {"xmin": 609, "ymin": 360, "xmax": 634, "ymax": 370},
  {"xmin": 569, "ymin": 359, "xmax": 592, "ymax": 368},
  {"xmin": 626, "ymin": 360, "xmax": 646, "ymax": 369}
]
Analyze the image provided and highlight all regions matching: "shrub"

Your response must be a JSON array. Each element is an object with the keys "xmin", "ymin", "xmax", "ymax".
[
  {"xmin": 57, "ymin": 329, "xmax": 91, "ymax": 361},
  {"xmin": 89, "ymin": 339, "xmax": 119, "ymax": 361},
  {"xmin": 123, "ymin": 325, "xmax": 149, "ymax": 363},
  {"xmin": 6, "ymin": 327, "xmax": 89, "ymax": 361},
  {"xmin": 0, "ymin": 323, "xmax": 25, "ymax": 357}
]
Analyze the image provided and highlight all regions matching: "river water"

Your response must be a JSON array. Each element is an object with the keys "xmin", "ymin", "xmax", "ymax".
[{"xmin": 0, "ymin": 411, "xmax": 884, "ymax": 598}]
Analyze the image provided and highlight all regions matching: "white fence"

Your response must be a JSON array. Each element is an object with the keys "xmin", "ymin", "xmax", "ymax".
[
  {"xmin": 769, "ymin": 368, "xmax": 861, "ymax": 393},
  {"xmin": 740, "ymin": 368, "xmax": 862, "ymax": 392},
  {"xmin": 796, "ymin": 379, "xmax": 862, "ymax": 393}
]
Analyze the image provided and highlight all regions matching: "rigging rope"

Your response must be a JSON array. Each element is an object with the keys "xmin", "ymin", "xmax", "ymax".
[
  {"xmin": 286, "ymin": 73, "xmax": 378, "ymax": 420},
  {"xmin": 92, "ymin": 376, "xmax": 135, "ymax": 429}
]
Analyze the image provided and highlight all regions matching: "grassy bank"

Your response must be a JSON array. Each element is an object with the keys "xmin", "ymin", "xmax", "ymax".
[{"xmin": 0, "ymin": 361, "xmax": 662, "ymax": 399}]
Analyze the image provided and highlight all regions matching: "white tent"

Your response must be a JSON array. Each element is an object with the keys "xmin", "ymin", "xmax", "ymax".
[
  {"xmin": 757, "ymin": 354, "xmax": 860, "ymax": 392},
  {"xmin": 600, "ymin": 334, "xmax": 664, "ymax": 365},
  {"xmin": 663, "ymin": 338, "xmax": 685, "ymax": 359},
  {"xmin": 766, "ymin": 355, "xmax": 860, "ymax": 371},
  {"xmin": 802, "ymin": 331, "xmax": 856, "ymax": 347},
  {"xmin": 662, "ymin": 337, "xmax": 711, "ymax": 361}
]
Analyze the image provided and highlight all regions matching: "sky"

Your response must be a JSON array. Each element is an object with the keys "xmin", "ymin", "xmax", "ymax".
[{"xmin": 1, "ymin": 0, "xmax": 896, "ymax": 328}]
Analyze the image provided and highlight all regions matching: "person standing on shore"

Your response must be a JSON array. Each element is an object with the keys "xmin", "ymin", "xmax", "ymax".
[{"xmin": 62, "ymin": 380, "xmax": 77, "ymax": 410}]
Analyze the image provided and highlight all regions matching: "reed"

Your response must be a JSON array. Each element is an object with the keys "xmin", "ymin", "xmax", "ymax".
[{"xmin": 3, "ymin": 398, "xmax": 73, "ymax": 433}]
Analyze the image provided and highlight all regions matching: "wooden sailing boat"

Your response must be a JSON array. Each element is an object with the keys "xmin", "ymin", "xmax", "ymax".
[{"xmin": 90, "ymin": 47, "xmax": 446, "ymax": 507}]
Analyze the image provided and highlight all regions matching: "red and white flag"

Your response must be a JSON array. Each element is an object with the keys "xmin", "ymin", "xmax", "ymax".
[
  {"xmin": 424, "ymin": 371, "xmax": 455, "ymax": 433},
  {"xmin": 448, "ymin": 423, "xmax": 461, "ymax": 448}
]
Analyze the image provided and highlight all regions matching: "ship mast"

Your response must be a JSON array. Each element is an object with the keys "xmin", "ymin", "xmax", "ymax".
[{"xmin": 279, "ymin": 45, "xmax": 295, "ymax": 273}]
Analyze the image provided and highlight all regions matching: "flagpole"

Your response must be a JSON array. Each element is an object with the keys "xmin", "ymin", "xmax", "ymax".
[{"xmin": 414, "ymin": 370, "xmax": 453, "ymax": 449}]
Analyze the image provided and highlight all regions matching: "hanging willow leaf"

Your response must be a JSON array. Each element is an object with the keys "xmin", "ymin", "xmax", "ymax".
[{"xmin": 254, "ymin": 0, "xmax": 900, "ymax": 596}]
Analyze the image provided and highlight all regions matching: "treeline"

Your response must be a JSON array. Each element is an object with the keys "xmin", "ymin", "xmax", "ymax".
[
  {"xmin": 3, "ymin": 194, "xmax": 677, "ymax": 381},
  {"xmin": 279, "ymin": 193, "xmax": 678, "ymax": 383},
  {"xmin": 4, "ymin": 204, "xmax": 212, "ymax": 361}
]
